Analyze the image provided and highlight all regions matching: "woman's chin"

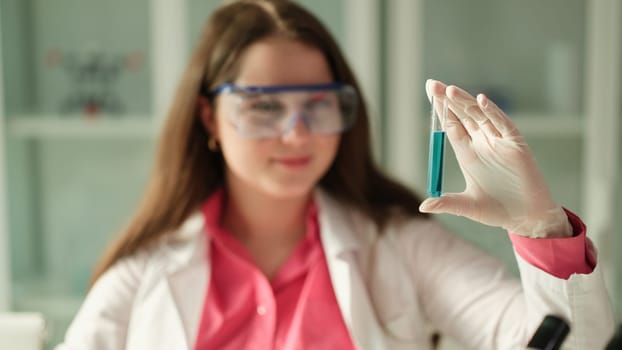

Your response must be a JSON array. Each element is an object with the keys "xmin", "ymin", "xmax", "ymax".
[{"xmin": 261, "ymin": 181, "xmax": 315, "ymax": 200}]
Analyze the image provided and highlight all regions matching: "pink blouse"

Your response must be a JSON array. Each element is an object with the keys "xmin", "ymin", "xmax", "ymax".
[{"xmin": 194, "ymin": 190, "xmax": 356, "ymax": 349}]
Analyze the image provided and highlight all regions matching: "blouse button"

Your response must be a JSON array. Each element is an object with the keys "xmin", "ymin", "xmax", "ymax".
[{"xmin": 257, "ymin": 305, "xmax": 267, "ymax": 316}]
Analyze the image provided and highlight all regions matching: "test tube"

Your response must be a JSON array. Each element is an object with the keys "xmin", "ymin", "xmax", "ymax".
[{"xmin": 427, "ymin": 96, "xmax": 447, "ymax": 198}]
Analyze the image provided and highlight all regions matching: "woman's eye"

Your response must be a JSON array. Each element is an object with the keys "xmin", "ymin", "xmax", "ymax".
[
  {"xmin": 249, "ymin": 100, "xmax": 283, "ymax": 113},
  {"xmin": 305, "ymin": 96, "xmax": 333, "ymax": 110}
]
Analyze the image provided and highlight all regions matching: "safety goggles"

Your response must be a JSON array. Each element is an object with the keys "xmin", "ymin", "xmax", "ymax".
[{"xmin": 209, "ymin": 83, "xmax": 358, "ymax": 138}]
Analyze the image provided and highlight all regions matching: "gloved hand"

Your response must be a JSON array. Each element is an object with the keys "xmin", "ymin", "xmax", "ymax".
[{"xmin": 419, "ymin": 79, "xmax": 572, "ymax": 238}]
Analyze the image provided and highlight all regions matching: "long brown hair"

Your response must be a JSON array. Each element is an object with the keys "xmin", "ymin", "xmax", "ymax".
[{"xmin": 91, "ymin": 0, "xmax": 426, "ymax": 284}]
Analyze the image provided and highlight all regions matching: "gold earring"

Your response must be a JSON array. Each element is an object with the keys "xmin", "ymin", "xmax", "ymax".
[{"xmin": 208, "ymin": 138, "xmax": 219, "ymax": 152}]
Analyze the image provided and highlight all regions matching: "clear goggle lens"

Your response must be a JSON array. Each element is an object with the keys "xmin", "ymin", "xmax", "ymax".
[{"xmin": 213, "ymin": 83, "xmax": 358, "ymax": 138}]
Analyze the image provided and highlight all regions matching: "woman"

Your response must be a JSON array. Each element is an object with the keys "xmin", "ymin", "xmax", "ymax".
[{"xmin": 56, "ymin": 0, "xmax": 614, "ymax": 349}]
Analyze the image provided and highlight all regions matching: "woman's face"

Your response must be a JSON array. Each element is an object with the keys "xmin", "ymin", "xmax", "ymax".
[{"xmin": 204, "ymin": 37, "xmax": 340, "ymax": 200}]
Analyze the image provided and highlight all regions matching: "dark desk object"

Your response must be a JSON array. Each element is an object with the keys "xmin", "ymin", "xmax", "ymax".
[
  {"xmin": 606, "ymin": 324, "xmax": 622, "ymax": 350},
  {"xmin": 527, "ymin": 315, "xmax": 569, "ymax": 350}
]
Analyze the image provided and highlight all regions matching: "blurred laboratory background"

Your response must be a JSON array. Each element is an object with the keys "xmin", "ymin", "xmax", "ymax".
[{"xmin": 0, "ymin": 0, "xmax": 620, "ymax": 349}]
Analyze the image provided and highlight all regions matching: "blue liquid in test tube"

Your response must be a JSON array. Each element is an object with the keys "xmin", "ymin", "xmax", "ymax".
[
  {"xmin": 427, "ymin": 97, "xmax": 446, "ymax": 198},
  {"xmin": 427, "ymin": 131, "xmax": 445, "ymax": 197}
]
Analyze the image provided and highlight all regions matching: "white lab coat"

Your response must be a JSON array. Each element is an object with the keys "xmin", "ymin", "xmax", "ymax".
[{"xmin": 56, "ymin": 190, "xmax": 615, "ymax": 350}]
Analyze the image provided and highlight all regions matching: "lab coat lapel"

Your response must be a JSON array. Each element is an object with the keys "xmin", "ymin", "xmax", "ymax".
[
  {"xmin": 163, "ymin": 258, "xmax": 209, "ymax": 349},
  {"xmin": 127, "ymin": 279, "xmax": 192, "ymax": 350},
  {"xmin": 155, "ymin": 213, "xmax": 210, "ymax": 349},
  {"xmin": 315, "ymin": 190, "xmax": 390, "ymax": 350}
]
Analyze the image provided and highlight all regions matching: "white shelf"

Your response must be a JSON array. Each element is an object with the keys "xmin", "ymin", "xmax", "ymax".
[
  {"xmin": 7, "ymin": 115, "xmax": 159, "ymax": 140},
  {"xmin": 509, "ymin": 112, "xmax": 583, "ymax": 138}
]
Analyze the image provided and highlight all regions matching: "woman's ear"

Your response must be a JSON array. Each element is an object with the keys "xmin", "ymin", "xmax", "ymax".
[{"xmin": 198, "ymin": 96, "xmax": 218, "ymax": 139}]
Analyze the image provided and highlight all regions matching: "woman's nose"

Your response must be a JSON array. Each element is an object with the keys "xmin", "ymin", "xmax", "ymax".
[{"xmin": 281, "ymin": 114, "xmax": 311, "ymax": 143}]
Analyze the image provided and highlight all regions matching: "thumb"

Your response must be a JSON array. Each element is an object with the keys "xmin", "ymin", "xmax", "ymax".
[{"xmin": 419, "ymin": 193, "xmax": 472, "ymax": 217}]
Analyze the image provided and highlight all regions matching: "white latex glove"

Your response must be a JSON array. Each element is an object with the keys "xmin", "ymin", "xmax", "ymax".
[{"xmin": 419, "ymin": 79, "xmax": 572, "ymax": 238}]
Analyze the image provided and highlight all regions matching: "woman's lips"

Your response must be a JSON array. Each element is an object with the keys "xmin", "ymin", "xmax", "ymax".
[{"xmin": 273, "ymin": 156, "xmax": 311, "ymax": 168}]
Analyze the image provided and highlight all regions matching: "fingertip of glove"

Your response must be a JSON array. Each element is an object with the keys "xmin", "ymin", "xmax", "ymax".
[
  {"xmin": 477, "ymin": 94, "xmax": 488, "ymax": 108},
  {"xmin": 425, "ymin": 79, "xmax": 438, "ymax": 102},
  {"xmin": 419, "ymin": 198, "xmax": 439, "ymax": 213},
  {"xmin": 425, "ymin": 80, "xmax": 432, "ymax": 102}
]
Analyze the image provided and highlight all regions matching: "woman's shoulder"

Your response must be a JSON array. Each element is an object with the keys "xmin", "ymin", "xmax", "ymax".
[
  {"xmin": 139, "ymin": 210, "xmax": 207, "ymax": 272},
  {"xmin": 155, "ymin": 211, "xmax": 206, "ymax": 255},
  {"xmin": 102, "ymin": 210, "xmax": 207, "ymax": 287}
]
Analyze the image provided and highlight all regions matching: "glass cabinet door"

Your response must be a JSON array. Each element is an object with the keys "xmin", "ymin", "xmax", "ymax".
[
  {"xmin": 418, "ymin": 0, "xmax": 586, "ymax": 269},
  {"xmin": 383, "ymin": 0, "xmax": 586, "ymax": 199},
  {"xmin": 420, "ymin": 0, "xmax": 585, "ymax": 190},
  {"xmin": 2, "ymin": 0, "xmax": 153, "ymax": 122},
  {"xmin": 1, "ymin": 0, "xmax": 156, "ymax": 347}
]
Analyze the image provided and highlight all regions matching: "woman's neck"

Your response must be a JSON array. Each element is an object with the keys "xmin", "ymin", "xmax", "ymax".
[{"xmin": 222, "ymin": 180, "xmax": 311, "ymax": 246}]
